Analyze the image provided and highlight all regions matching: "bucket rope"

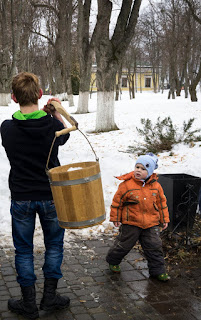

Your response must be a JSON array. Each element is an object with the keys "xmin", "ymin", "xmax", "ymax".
[{"xmin": 46, "ymin": 129, "xmax": 99, "ymax": 172}]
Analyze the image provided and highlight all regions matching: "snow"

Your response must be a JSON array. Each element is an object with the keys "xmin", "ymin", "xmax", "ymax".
[
  {"xmin": 0, "ymin": 89, "xmax": 201, "ymax": 248},
  {"xmin": 67, "ymin": 166, "xmax": 83, "ymax": 171}
]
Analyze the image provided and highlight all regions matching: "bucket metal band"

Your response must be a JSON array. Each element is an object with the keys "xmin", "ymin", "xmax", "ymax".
[
  {"xmin": 50, "ymin": 172, "xmax": 101, "ymax": 186},
  {"xmin": 58, "ymin": 213, "xmax": 106, "ymax": 228}
]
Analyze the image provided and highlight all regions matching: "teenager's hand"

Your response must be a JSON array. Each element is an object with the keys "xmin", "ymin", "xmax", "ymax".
[
  {"xmin": 43, "ymin": 104, "xmax": 56, "ymax": 114},
  {"xmin": 47, "ymin": 97, "xmax": 61, "ymax": 106},
  {"xmin": 113, "ymin": 222, "xmax": 121, "ymax": 227},
  {"xmin": 162, "ymin": 223, "xmax": 168, "ymax": 230},
  {"xmin": 43, "ymin": 97, "xmax": 61, "ymax": 114},
  {"xmin": 70, "ymin": 116, "xmax": 79, "ymax": 129},
  {"xmin": 42, "ymin": 98, "xmax": 67, "ymax": 128}
]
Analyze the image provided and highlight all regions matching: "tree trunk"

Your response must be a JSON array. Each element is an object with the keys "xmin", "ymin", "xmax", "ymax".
[
  {"xmin": 168, "ymin": 87, "xmax": 175, "ymax": 99},
  {"xmin": 77, "ymin": 91, "xmax": 90, "ymax": 113},
  {"xmin": 128, "ymin": 75, "xmax": 132, "ymax": 99},
  {"xmin": 10, "ymin": 0, "xmax": 23, "ymax": 79},
  {"xmin": 184, "ymin": 67, "xmax": 188, "ymax": 99},
  {"xmin": 175, "ymin": 77, "xmax": 182, "ymax": 96},
  {"xmin": 67, "ymin": 94, "xmax": 74, "ymax": 106},
  {"xmin": 50, "ymin": 0, "xmax": 74, "ymax": 106},
  {"xmin": 115, "ymin": 73, "xmax": 121, "ymax": 101},
  {"xmin": 189, "ymin": 60, "xmax": 201, "ymax": 102},
  {"xmin": 168, "ymin": 69, "xmax": 176, "ymax": 99},
  {"xmin": 115, "ymin": 62, "xmax": 122, "ymax": 101},
  {"xmin": 96, "ymin": 91, "xmax": 117, "ymax": 132},
  {"xmin": 77, "ymin": 0, "xmax": 94, "ymax": 113},
  {"xmin": 189, "ymin": 86, "xmax": 197, "ymax": 102},
  {"xmin": 94, "ymin": 0, "xmax": 142, "ymax": 132},
  {"xmin": 95, "ymin": 57, "xmax": 118, "ymax": 131},
  {"xmin": 77, "ymin": 57, "xmax": 92, "ymax": 113},
  {"xmin": 135, "ymin": 71, "xmax": 138, "ymax": 93},
  {"xmin": 156, "ymin": 67, "xmax": 160, "ymax": 92},
  {"xmin": 131, "ymin": 74, "xmax": 135, "ymax": 98},
  {"xmin": 184, "ymin": 84, "xmax": 188, "ymax": 98},
  {"xmin": 139, "ymin": 58, "xmax": 142, "ymax": 93},
  {"xmin": 152, "ymin": 72, "xmax": 157, "ymax": 93},
  {"xmin": 0, "ymin": 0, "xmax": 29, "ymax": 103},
  {"xmin": 161, "ymin": 77, "xmax": 164, "ymax": 93},
  {"xmin": 66, "ymin": 75, "xmax": 74, "ymax": 107},
  {"xmin": 0, "ymin": 93, "xmax": 11, "ymax": 106}
]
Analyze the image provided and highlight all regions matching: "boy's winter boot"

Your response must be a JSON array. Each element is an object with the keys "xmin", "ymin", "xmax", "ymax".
[
  {"xmin": 109, "ymin": 264, "xmax": 121, "ymax": 273},
  {"xmin": 157, "ymin": 273, "xmax": 170, "ymax": 281},
  {"xmin": 40, "ymin": 278, "xmax": 70, "ymax": 311},
  {"xmin": 8, "ymin": 285, "xmax": 39, "ymax": 319}
]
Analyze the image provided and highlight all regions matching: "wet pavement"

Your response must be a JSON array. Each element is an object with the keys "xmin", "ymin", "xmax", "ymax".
[{"xmin": 0, "ymin": 234, "xmax": 201, "ymax": 320}]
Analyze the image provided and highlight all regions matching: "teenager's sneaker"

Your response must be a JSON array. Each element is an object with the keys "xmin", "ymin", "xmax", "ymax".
[
  {"xmin": 109, "ymin": 264, "xmax": 121, "ymax": 273},
  {"xmin": 157, "ymin": 273, "xmax": 170, "ymax": 281}
]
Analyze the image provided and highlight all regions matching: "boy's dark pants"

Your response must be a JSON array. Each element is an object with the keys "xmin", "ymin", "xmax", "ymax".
[{"xmin": 106, "ymin": 224, "xmax": 165, "ymax": 276}]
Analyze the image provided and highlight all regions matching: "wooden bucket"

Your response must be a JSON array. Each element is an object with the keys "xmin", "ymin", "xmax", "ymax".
[
  {"xmin": 48, "ymin": 161, "xmax": 105, "ymax": 229},
  {"xmin": 46, "ymin": 100, "xmax": 105, "ymax": 229}
]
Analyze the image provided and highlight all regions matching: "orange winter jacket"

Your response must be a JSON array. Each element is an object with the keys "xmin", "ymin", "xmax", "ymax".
[{"xmin": 110, "ymin": 172, "xmax": 170, "ymax": 229}]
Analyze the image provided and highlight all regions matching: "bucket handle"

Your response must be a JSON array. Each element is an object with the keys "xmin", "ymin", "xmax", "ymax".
[{"xmin": 46, "ymin": 101, "xmax": 98, "ymax": 171}]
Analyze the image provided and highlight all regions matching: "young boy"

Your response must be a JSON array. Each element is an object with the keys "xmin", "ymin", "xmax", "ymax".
[
  {"xmin": 1, "ymin": 72, "xmax": 71, "ymax": 319},
  {"xmin": 106, "ymin": 153, "xmax": 170, "ymax": 281}
]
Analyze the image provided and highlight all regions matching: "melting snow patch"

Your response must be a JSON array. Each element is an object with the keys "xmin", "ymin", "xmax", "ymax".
[{"xmin": 67, "ymin": 166, "xmax": 83, "ymax": 171}]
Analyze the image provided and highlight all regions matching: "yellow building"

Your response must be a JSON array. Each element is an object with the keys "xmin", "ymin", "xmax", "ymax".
[{"xmin": 90, "ymin": 64, "xmax": 160, "ymax": 92}]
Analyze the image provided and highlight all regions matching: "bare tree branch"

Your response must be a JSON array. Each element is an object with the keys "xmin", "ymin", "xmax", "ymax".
[
  {"xmin": 183, "ymin": 0, "xmax": 201, "ymax": 24},
  {"xmin": 112, "ymin": 0, "xmax": 142, "ymax": 58},
  {"xmin": 30, "ymin": 28, "xmax": 55, "ymax": 47},
  {"xmin": 29, "ymin": 0, "xmax": 59, "ymax": 17}
]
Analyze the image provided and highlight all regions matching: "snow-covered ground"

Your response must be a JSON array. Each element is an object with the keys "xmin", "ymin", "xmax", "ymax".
[{"xmin": 1, "ymin": 89, "xmax": 201, "ymax": 248}]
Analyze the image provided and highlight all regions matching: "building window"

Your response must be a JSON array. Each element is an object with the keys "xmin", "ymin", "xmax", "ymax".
[
  {"xmin": 122, "ymin": 77, "xmax": 127, "ymax": 88},
  {"xmin": 145, "ymin": 77, "xmax": 151, "ymax": 88}
]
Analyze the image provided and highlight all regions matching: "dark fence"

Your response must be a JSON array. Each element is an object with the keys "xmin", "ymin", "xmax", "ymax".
[{"xmin": 158, "ymin": 174, "xmax": 201, "ymax": 231}]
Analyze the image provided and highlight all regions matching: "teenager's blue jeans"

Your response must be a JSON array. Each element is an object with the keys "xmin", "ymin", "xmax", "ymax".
[{"xmin": 10, "ymin": 200, "xmax": 65, "ymax": 287}]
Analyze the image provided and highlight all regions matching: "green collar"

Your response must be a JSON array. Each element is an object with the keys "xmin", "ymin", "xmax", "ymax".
[{"xmin": 13, "ymin": 110, "xmax": 47, "ymax": 120}]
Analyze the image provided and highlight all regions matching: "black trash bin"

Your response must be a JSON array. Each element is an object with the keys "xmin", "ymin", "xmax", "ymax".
[{"xmin": 158, "ymin": 174, "xmax": 201, "ymax": 231}]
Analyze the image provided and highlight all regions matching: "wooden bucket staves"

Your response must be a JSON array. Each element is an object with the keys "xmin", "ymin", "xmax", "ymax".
[{"xmin": 46, "ymin": 101, "xmax": 106, "ymax": 229}]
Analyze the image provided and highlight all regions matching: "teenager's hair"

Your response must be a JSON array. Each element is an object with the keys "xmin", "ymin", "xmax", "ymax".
[{"xmin": 12, "ymin": 72, "xmax": 40, "ymax": 106}]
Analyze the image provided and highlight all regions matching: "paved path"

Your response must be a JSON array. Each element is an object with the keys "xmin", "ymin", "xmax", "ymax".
[{"xmin": 0, "ymin": 234, "xmax": 201, "ymax": 320}]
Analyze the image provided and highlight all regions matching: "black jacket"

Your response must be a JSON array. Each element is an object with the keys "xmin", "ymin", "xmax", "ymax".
[{"xmin": 1, "ymin": 114, "xmax": 70, "ymax": 200}]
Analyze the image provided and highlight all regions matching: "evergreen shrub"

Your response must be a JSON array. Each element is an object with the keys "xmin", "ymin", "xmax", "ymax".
[{"xmin": 127, "ymin": 117, "xmax": 201, "ymax": 154}]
